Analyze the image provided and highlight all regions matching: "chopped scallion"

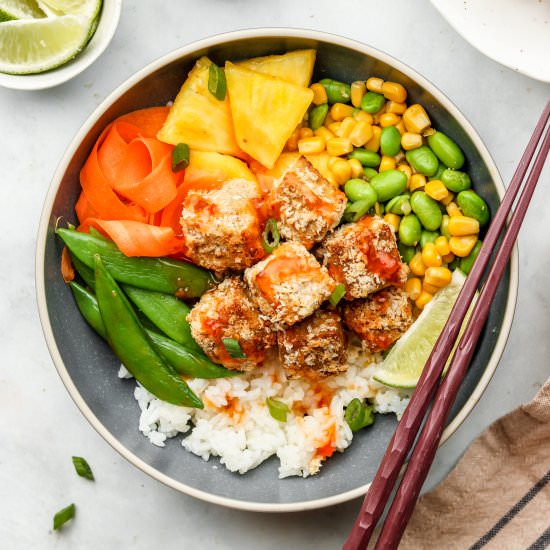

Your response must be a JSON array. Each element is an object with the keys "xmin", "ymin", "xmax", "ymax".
[
  {"xmin": 262, "ymin": 218, "xmax": 280, "ymax": 253},
  {"xmin": 329, "ymin": 283, "xmax": 346, "ymax": 307},
  {"xmin": 72, "ymin": 456, "xmax": 94, "ymax": 481},
  {"xmin": 53, "ymin": 503, "xmax": 76, "ymax": 530},
  {"xmin": 344, "ymin": 398, "xmax": 375, "ymax": 432},
  {"xmin": 171, "ymin": 143, "xmax": 190, "ymax": 172},
  {"xmin": 222, "ymin": 337, "xmax": 246, "ymax": 359},
  {"xmin": 208, "ymin": 62, "xmax": 227, "ymax": 101},
  {"xmin": 266, "ymin": 397, "xmax": 290, "ymax": 422}
]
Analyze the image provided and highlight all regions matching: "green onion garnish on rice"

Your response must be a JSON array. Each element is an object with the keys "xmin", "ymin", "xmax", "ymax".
[
  {"xmin": 53, "ymin": 503, "xmax": 76, "ymax": 531},
  {"xmin": 222, "ymin": 337, "xmax": 247, "ymax": 359},
  {"xmin": 72, "ymin": 456, "xmax": 94, "ymax": 481},
  {"xmin": 266, "ymin": 397, "xmax": 290, "ymax": 422}
]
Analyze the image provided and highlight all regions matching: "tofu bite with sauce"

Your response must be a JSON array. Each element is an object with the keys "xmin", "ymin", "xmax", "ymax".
[
  {"xmin": 316, "ymin": 216, "xmax": 408, "ymax": 300},
  {"xmin": 187, "ymin": 277, "xmax": 275, "ymax": 371},
  {"xmin": 278, "ymin": 309, "xmax": 347, "ymax": 379},
  {"xmin": 244, "ymin": 241, "xmax": 336, "ymax": 329},
  {"xmin": 341, "ymin": 287, "xmax": 413, "ymax": 353},
  {"xmin": 180, "ymin": 178, "xmax": 265, "ymax": 273},
  {"xmin": 268, "ymin": 156, "xmax": 347, "ymax": 249}
]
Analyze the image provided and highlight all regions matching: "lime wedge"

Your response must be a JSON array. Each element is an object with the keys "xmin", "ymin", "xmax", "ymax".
[
  {"xmin": 0, "ymin": 14, "xmax": 94, "ymax": 74},
  {"xmin": 374, "ymin": 269, "xmax": 471, "ymax": 389},
  {"xmin": 0, "ymin": 0, "xmax": 45, "ymax": 20},
  {"xmin": 39, "ymin": 0, "xmax": 101, "ymax": 18}
]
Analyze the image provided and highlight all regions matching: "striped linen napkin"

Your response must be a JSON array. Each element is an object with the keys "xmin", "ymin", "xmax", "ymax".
[{"xmin": 400, "ymin": 379, "xmax": 550, "ymax": 549}]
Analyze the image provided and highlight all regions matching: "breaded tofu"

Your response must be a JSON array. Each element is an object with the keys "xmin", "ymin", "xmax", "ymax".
[
  {"xmin": 316, "ymin": 216, "xmax": 408, "ymax": 300},
  {"xmin": 180, "ymin": 178, "xmax": 265, "ymax": 273},
  {"xmin": 244, "ymin": 241, "xmax": 336, "ymax": 329},
  {"xmin": 268, "ymin": 156, "xmax": 347, "ymax": 249},
  {"xmin": 278, "ymin": 310, "xmax": 347, "ymax": 379},
  {"xmin": 341, "ymin": 287, "xmax": 413, "ymax": 353},
  {"xmin": 187, "ymin": 276, "xmax": 275, "ymax": 371}
]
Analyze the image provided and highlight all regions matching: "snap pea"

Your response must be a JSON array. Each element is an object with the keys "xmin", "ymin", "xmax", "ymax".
[
  {"xmin": 344, "ymin": 179, "xmax": 378, "ymax": 206},
  {"xmin": 398, "ymin": 214, "xmax": 422, "ymax": 246},
  {"xmin": 440, "ymin": 169, "xmax": 472, "ymax": 193},
  {"xmin": 69, "ymin": 281, "xmax": 107, "ymax": 339},
  {"xmin": 370, "ymin": 170, "xmax": 407, "ymax": 202},
  {"xmin": 420, "ymin": 230, "xmax": 440, "ymax": 248},
  {"xmin": 57, "ymin": 228, "xmax": 214, "ymax": 298},
  {"xmin": 427, "ymin": 132, "xmax": 465, "ymax": 170},
  {"xmin": 380, "ymin": 126, "xmax": 401, "ymax": 156},
  {"xmin": 363, "ymin": 167, "xmax": 378, "ymax": 181},
  {"xmin": 405, "ymin": 146, "xmax": 439, "ymax": 177},
  {"xmin": 410, "ymin": 191, "xmax": 443, "ymax": 231},
  {"xmin": 70, "ymin": 252, "xmax": 95, "ymax": 289},
  {"xmin": 398, "ymin": 242, "xmax": 416, "ymax": 263},
  {"xmin": 319, "ymin": 78, "xmax": 351, "ymax": 104},
  {"xmin": 343, "ymin": 199, "xmax": 373, "ymax": 222},
  {"xmin": 348, "ymin": 148, "xmax": 381, "ymax": 167},
  {"xmin": 459, "ymin": 240, "xmax": 482, "ymax": 275},
  {"xmin": 457, "ymin": 190, "xmax": 490, "ymax": 226},
  {"xmin": 440, "ymin": 215, "xmax": 452, "ymax": 239},
  {"xmin": 429, "ymin": 162, "xmax": 448, "ymax": 181},
  {"xmin": 309, "ymin": 104, "xmax": 329, "ymax": 131},
  {"xmin": 93, "ymin": 256, "xmax": 203, "ymax": 407},
  {"xmin": 386, "ymin": 194, "xmax": 412, "ymax": 215},
  {"xmin": 361, "ymin": 91, "xmax": 385, "ymax": 114}
]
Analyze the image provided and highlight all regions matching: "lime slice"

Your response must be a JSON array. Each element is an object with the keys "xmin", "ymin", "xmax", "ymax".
[
  {"xmin": 0, "ymin": 14, "xmax": 94, "ymax": 74},
  {"xmin": 0, "ymin": 0, "xmax": 45, "ymax": 20},
  {"xmin": 374, "ymin": 269, "xmax": 472, "ymax": 389},
  {"xmin": 39, "ymin": 0, "xmax": 101, "ymax": 18}
]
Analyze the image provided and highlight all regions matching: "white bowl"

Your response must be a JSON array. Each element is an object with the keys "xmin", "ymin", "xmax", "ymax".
[{"xmin": 0, "ymin": 0, "xmax": 121, "ymax": 91}]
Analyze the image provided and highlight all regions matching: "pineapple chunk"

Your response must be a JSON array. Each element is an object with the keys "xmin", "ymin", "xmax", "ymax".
[
  {"xmin": 225, "ymin": 62, "xmax": 314, "ymax": 169},
  {"xmin": 267, "ymin": 152, "xmax": 335, "ymax": 183},
  {"xmin": 237, "ymin": 49, "xmax": 316, "ymax": 88},
  {"xmin": 184, "ymin": 151, "xmax": 257, "ymax": 188},
  {"xmin": 157, "ymin": 57, "xmax": 240, "ymax": 155}
]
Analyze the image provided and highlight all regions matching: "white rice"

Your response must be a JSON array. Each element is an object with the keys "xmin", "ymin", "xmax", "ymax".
[{"xmin": 120, "ymin": 340, "xmax": 411, "ymax": 478}]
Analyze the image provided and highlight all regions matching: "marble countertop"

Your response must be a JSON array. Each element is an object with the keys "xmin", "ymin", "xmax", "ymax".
[{"xmin": 1, "ymin": 0, "xmax": 549, "ymax": 548}]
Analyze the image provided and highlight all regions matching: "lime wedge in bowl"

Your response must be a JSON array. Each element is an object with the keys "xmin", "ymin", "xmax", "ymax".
[
  {"xmin": 374, "ymin": 269, "xmax": 472, "ymax": 389},
  {"xmin": 0, "ymin": 0, "xmax": 45, "ymax": 20},
  {"xmin": 39, "ymin": 0, "xmax": 101, "ymax": 18}
]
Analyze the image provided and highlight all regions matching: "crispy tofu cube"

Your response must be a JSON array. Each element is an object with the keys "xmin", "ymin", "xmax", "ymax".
[
  {"xmin": 278, "ymin": 310, "xmax": 347, "ymax": 378},
  {"xmin": 244, "ymin": 241, "xmax": 336, "ymax": 329},
  {"xmin": 187, "ymin": 277, "xmax": 275, "ymax": 371},
  {"xmin": 180, "ymin": 179, "xmax": 265, "ymax": 273},
  {"xmin": 268, "ymin": 156, "xmax": 347, "ymax": 249},
  {"xmin": 341, "ymin": 287, "xmax": 413, "ymax": 353},
  {"xmin": 316, "ymin": 216, "xmax": 408, "ymax": 299}
]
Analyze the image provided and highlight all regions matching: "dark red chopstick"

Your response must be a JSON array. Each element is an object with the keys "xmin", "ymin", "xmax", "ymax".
[{"xmin": 344, "ymin": 99, "xmax": 550, "ymax": 550}]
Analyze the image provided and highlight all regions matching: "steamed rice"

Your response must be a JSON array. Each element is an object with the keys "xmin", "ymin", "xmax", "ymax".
[{"xmin": 120, "ymin": 339, "xmax": 411, "ymax": 478}]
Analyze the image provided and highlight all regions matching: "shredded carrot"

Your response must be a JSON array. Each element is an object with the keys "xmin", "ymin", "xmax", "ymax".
[
  {"xmin": 317, "ymin": 423, "xmax": 337, "ymax": 459},
  {"xmin": 61, "ymin": 247, "xmax": 75, "ymax": 283},
  {"xmin": 116, "ymin": 106, "xmax": 170, "ymax": 138}
]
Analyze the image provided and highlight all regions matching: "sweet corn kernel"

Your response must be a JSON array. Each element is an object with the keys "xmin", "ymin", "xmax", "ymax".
[
  {"xmin": 405, "ymin": 278, "xmax": 422, "ymax": 301},
  {"xmin": 394, "ymin": 150, "xmax": 405, "ymax": 164},
  {"xmin": 382, "ymin": 81, "xmax": 407, "ymax": 103},
  {"xmin": 348, "ymin": 158, "xmax": 364, "ymax": 178},
  {"xmin": 409, "ymin": 252, "xmax": 426, "ymax": 276},
  {"xmin": 379, "ymin": 155, "xmax": 396, "ymax": 172},
  {"xmin": 449, "ymin": 235, "xmax": 478, "ymax": 257},
  {"xmin": 298, "ymin": 136, "xmax": 326, "ymax": 155},
  {"xmin": 442, "ymin": 252, "xmax": 455, "ymax": 264},
  {"xmin": 434, "ymin": 236, "xmax": 451, "ymax": 256},
  {"xmin": 449, "ymin": 215, "xmax": 480, "ymax": 236},
  {"xmin": 409, "ymin": 173, "xmax": 426, "ymax": 191},
  {"xmin": 285, "ymin": 128, "xmax": 300, "ymax": 152},
  {"xmin": 365, "ymin": 126, "xmax": 382, "ymax": 152},
  {"xmin": 422, "ymin": 243, "xmax": 442, "ymax": 267},
  {"xmin": 366, "ymin": 77, "xmax": 384, "ymax": 93},
  {"xmin": 424, "ymin": 266, "xmax": 452, "ymax": 288},
  {"xmin": 425, "ymin": 180, "xmax": 449, "ymax": 201},
  {"xmin": 299, "ymin": 127, "xmax": 314, "ymax": 140},
  {"xmin": 385, "ymin": 101, "xmax": 407, "ymax": 115},
  {"xmin": 336, "ymin": 117, "xmax": 357, "ymax": 138},
  {"xmin": 328, "ymin": 156, "xmax": 340, "ymax": 171},
  {"xmin": 351, "ymin": 81, "xmax": 366, "ymax": 108},
  {"xmin": 446, "ymin": 202, "xmax": 462, "ymax": 217},
  {"xmin": 403, "ymin": 104, "xmax": 431, "ymax": 134},
  {"xmin": 330, "ymin": 103, "xmax": 355, "ymax": 121},
  {"xmin": 349, "ymin": 120, "xmax": 374, "ymax": 147},
  {"xmin": 397, "ymin": 164, "xmax": 412, "ymax": 184},
  {"xmin": 323, "ymin": 113, "xmax": 335, "ymax": 127},
  {"xmin": 379, "ymin": 112, "xmax": 401, "ymax": 127},
  {"xmin": 401, "ymin": 132, "xmax": 423, "ymax": 151},
  {"xmin": 384, "ymin": 213, "xmax": 400, "ymax": 232},
  {"xmin": 354, "ymin": 110, "xmax": 373, "ymax": 124},
  {"xmin": 330, "ymin": 158, "xmax": 352, "ymax": 185},
  {"xmin": 326, "ymin": 137, "xmax": 353, "ymax": 156},
  {"xmin": 415, "ymin": 290, "xmax": 433, "ymax": 309},
  {"xmin": 314, "ymin": 126, "xmax": 335, "ymax": 142},
  {"xmin": 395, "ymin": 120, "xmax": 406, "ymax": 135},
  {"xmin": 423, "ymin": 127, "xmax": 437, "ymax": 137},
  {"xmin": 328, "ymin": 121, "xmax": 341, "ymax": 135},
  {"xmin": 310, "ymin": 83, "xmax": 328, "ymax": 105},
  {"xmin": 423, "ymin": 281, "xmax": 440, "ymax": 295},
  {"xmin": 373, "ymin": 105, "xmax": 387, "ymax": 125},
  {"xmin": 440, "ymin": 192, "xmax": 455, "ymax": 206}
]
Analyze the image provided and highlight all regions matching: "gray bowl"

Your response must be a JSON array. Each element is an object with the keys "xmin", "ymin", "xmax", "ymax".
[{"xmin": 36, "ymin": 29, "xmax": 518, "ymax": 512}]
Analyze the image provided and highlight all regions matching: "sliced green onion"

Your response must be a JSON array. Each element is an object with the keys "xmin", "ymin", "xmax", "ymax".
[
  {"xmin": 329, "ymin": 283, "xmax": 346, "ymax": 307},
  {"xmin": 262, "ymin": 218, "xmax": 280, "ymax": 253},
  {"xmin": 72, "ymin": 456, "xmax": 94, "ymax": 481},
  {"xmin": 222, "ymin": 337, "xmax": 246, "ymax": 359},
  {"xmin": 344, "ymin": 398, "xmax": 375, "ymax": 432},
  {"xmin": 53, "ymin": 503, "xmax": 76, "ymax": 530},
  {"xmin": 171, "ymin": 143, "xmax": 190, "ymax": 172},
  {"xmin": 266, "ymin": 397, "xmax": 290, "ymax": 422},
  {"xmin": 208, "ymin": 62, "xmax": 227, "ymax": 101}
]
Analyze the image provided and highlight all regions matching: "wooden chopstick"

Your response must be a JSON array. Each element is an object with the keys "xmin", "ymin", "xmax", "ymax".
[{"xmin": 344, "ymin": 99, "xmax": 550, "ymax": 550}]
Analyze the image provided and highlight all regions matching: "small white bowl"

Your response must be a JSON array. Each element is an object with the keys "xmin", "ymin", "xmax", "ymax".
[{"xmin": 0, "ymin": 0, "xmax": 121, "ymax": 91}]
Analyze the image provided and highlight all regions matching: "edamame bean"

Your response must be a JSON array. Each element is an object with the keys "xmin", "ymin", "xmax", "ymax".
[
  {"xmin": 344, "ymin": 179, "xmax": 378, "ymax": 205},
  {"xmin": 410, "ymin": 191, "xmax": 443, "ymax": 231},
  {"xmin": 348, "ymin": 148, "xmax": 381, "ymax": 167},
  {"xmin": 428, "ymin": 162, "xmax": 447, "ymax": 181},
  {"xmin": 459, "ymin": 240, "xmax": 482, "ymax": 274},
  {"xmin": 319, "ymin": 78, "xmax": 351, "ymax": 104},
  {"xmin": 405, "ymin": 146, "xmax": 439, "ymax": 176},
  {"xmin": 343, "ymin": 200, "xmax": 372, "ymax": 222},
  {"xmin": 370, "ymin": 170, "xmax": 408, "ymax": 202},
  {"xmin": 440, "ymin": 169, "xmax": 472, "ymax": 193},
  {"xmin": 399, "ymin": 214, "xmax": 422, "ymax": 246},
  {"xmin": 361, "ymin": 91, "xmax": 385, "ymax": 113},
  {"xmin": 386, "ymin": 194, "xmax": 412, "ymax": 215},
  {"xmin": 309, "ymin": 104, "xmax": 329, "ymax": 131},
  {"xmin": 380, "ymin": 126, "xmax": 402, "ymax": 156},
  {"xmin": 398, "ymin": 242, "xmax": 416, "ymax": 263},
  {"xmin": 363, "ymin": 167, "xmax": 378, "ymax": 181},
  {"xmin": 457, "ymin": 190, "xmax": 490, "ymax": 226},
  {"xmin": 420, "ymin": 230, "xmax": 439, "ymax": 248},
  {"xmin": 440, "ymin": 215, "xmax": 451, "ymax": 239},
  {"xmin": 427, "ymin": 132, "xmax": 465, "ymax": 169}
]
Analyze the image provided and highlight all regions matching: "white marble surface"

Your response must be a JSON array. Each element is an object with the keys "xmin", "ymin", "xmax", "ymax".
[{"xmin": 1, "ymin": 1, "xmax": 549, "ymax": 548}]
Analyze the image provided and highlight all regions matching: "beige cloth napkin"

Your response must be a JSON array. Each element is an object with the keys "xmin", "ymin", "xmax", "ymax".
[{"xmin": 399, "ymin": 379, "xmax": 550, "ymax": 549}]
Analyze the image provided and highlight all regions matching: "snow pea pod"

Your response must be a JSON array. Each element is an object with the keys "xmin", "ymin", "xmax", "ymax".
[
  {"xmin": 93, "ymin": 255, "xmax": 203, "ymax": 407},
  {"xmin": 427, "ymin": 132, "xmax": 465, "ymax": 169},
  {"xmin": 405, "ymin": 146, "xmax": 439, "ymax": 176}
]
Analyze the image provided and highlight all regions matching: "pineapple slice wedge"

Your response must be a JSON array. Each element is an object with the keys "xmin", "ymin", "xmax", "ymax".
[
  {"xmin": 157, "ymin": 57, "xmax": 240, "ymax": 156},
  {"xmin": 267, "ymin": 152, "xmax": 336, "ymax": 184},
  {"xmin": 236, "ymin": 49, "xmax": 316, "ymax": 87},
  {"xmin": 184, "ymin": 151, "xmax": 257, "ymax": 188},
  {"xmin": 225, "ymin": 62, "xmax": 314, "ymax": 169}
]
